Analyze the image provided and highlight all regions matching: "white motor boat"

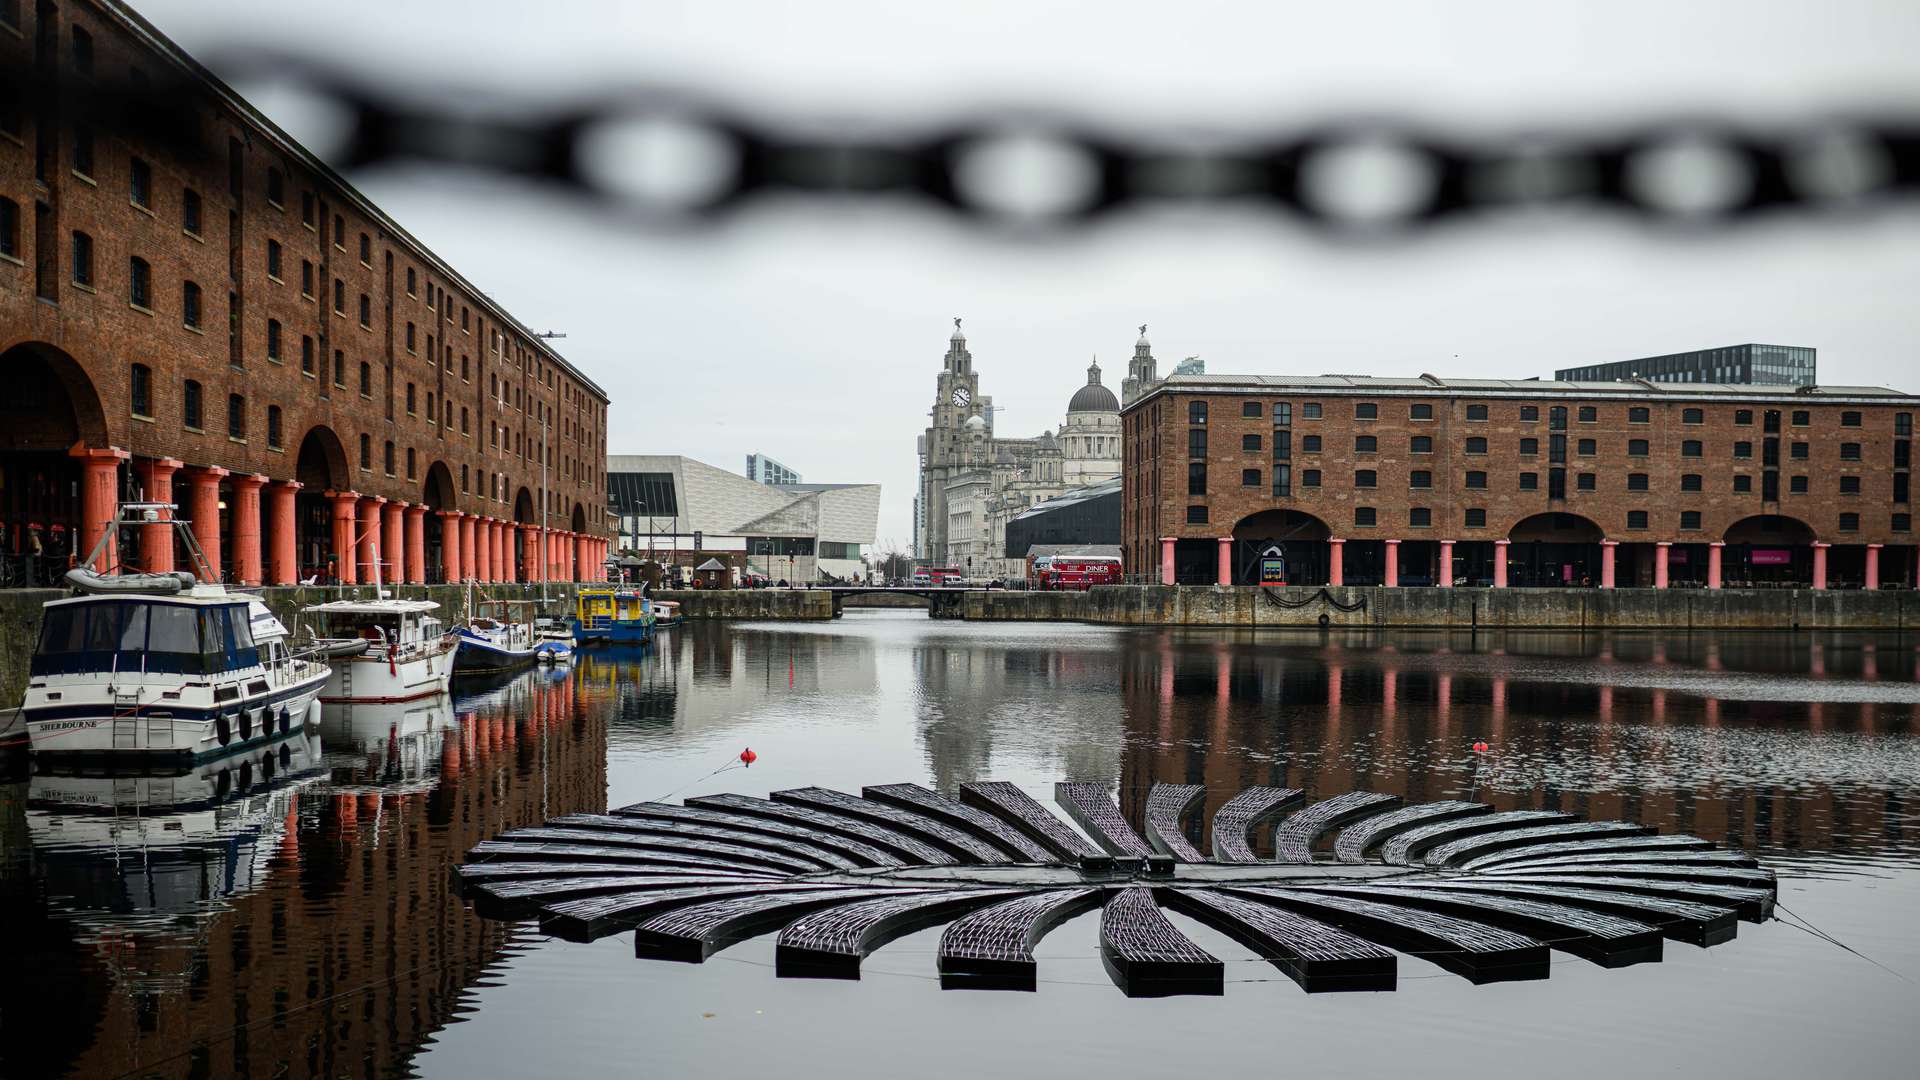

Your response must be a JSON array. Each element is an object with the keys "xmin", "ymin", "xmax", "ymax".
[
  {"xmin": 303, "ymin": 598, "xmax": 458, "ymax": 703},
  {"xmin": 24, "ymin": 509, "xmax": 331, "ymax": 764},
  {"xmin": 533, "ymin": 616, "xmax": 575, "ymax": 664}
]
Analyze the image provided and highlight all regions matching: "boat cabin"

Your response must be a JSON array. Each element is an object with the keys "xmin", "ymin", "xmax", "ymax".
[
  {"xmin": 33, "ymin": 594, "xmax": 266, "ymax": 679},
  {"xmin": 304, "ymin": 600, "xmax": 443, "ymax": 652}
]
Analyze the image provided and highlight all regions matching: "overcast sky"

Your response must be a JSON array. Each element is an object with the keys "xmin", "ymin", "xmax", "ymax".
[{"xmin": 140, "ymin": 0, "xmax": 1920, "ymax": 548}]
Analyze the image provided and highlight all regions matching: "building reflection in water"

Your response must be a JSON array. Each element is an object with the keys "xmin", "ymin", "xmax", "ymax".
[
  {"xmin": 0, "ymin": 670, "xmax": 610, "ymax": 1079},
  {"xmin": 1110, "ymin": 629, "xmax": 1915, "ymax": 863}
]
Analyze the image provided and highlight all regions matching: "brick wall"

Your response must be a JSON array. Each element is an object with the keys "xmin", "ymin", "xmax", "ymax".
[
  {"xmin": 0, "ymin": 1, "xmax": 610, "ymax": 532},
  {"xmin": 1125, "ymin": 383, "xmax": 1916, "ymax": 560}
]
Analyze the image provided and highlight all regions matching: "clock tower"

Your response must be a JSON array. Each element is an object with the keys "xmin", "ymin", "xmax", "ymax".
[{"xmin": 917, "ymin": 319, "xmax": 994, "ymax": 559}]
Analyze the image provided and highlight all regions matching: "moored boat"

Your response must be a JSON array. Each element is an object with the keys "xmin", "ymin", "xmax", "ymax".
[
  {"xmin": 571, "ymin": 586, "xmax": 655, "ymax": 645},
  {"xmin": 23, "ymin": 509, "xmax": 331, "ymax": 764},
  {"xmin": 302, "ymin": 598, "xmax": 458, "ymax": 702},
  {"xmin": 455, "ymin": 601, "xmax": 540, "ymax": 672}
]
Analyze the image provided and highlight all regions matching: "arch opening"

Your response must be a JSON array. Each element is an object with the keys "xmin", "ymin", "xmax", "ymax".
[
  {"xmin": 1506, "ymin": 512, "xmax": 1605, "ymax": 587},
  {"xmin": 0, "ymin": 343, "xmax": 109, "ymax": 584},
  {"xmin": 1723, "ymin": 514, "xmax": 1816, "ymax": 587},
  {"xmin": 1229, "ymin": 509, "xmax": 1333, "ymax": 586}
]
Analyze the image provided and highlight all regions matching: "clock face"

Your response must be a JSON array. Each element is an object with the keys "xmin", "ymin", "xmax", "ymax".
[{"xmin": 951, "ymin": 387, "xmax": 972, "ymax": 407}]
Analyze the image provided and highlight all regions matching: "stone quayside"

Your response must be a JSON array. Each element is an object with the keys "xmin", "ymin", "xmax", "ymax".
[{"xmin": 456, "ymin": 781, "xmax": 1776, "ymax": 997}]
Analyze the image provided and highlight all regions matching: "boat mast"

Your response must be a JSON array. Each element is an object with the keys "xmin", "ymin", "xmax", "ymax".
[{"xmin": 540, "ymin": 409, "xmax": 550, "ymax": 605}]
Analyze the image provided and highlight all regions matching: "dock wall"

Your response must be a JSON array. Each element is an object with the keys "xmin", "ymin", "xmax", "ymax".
[{"xmin": 955, "ymin": 585, "xmax": 1919, "ymax": 632}]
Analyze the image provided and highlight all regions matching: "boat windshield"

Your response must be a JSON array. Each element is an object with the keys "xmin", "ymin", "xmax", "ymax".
[{"xmin": 32, "ymin": 601, "xmax": 259, "ymax": 676}]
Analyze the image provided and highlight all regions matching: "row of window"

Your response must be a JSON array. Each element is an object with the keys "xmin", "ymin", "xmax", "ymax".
[
  {"xmin": 1188, "ymin": 464, "xmax": 1911, "ymax": 502},
  {"xmin": 1205, "ymin": 431, "xmax": 1895, "ymax": 461},
  {"xmin": 1194, "ymin": 398, "xmax": 1902, "ymax": 429},
  {"xmin": 1182, "ymin": 502, "xmax": 1910, "ymax": 533}
]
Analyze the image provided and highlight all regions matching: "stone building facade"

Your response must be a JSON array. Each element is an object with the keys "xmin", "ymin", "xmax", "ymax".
[
  {"xmin": 1123, "ymin": 373, "xmax": 1918, "ymax": 590},
  {"xmin": 914, "ymin": 320, "xmax": 1123, "ymax": 576},
  {"xmin": 0, "ymin": 1, "xmax": 611, "ymax": 587}
]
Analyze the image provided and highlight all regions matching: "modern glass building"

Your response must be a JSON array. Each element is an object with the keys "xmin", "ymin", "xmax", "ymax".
[
  {"xmin": 744, "ymin": 453, "xmax": 803, "ymax": 486},
  {"xmin": 1556, "ymin": 344, "xmax": 1815, "ymax": 387}
]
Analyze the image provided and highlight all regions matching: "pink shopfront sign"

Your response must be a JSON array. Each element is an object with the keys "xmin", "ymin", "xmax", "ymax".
[{"xmin": 1750, "ymin": 548, "xmax": 1793, "ymax": 566}]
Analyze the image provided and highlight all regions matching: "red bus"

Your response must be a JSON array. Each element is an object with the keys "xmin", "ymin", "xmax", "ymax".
[
  {"xmin": 1032, "ymin": 555, "xmax": 1121, "ymax": 591},
  {"xmin": 913, "ymin": 566, "xmax": 964, "ymax": 587}
]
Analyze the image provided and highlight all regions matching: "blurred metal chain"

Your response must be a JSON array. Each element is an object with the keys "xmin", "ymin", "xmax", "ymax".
[{"xmin": 14, "ymin": 53, "xmax": 1920, "ymax": 235}]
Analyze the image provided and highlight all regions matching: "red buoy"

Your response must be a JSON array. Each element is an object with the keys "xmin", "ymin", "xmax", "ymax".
[
  {"xmin": 1472, "ymin": 740, "xmax": 1489, "ymax": 753},
  {"xmin": 740, "ymin": 747, "xmax": 758, "ymax": 766}
]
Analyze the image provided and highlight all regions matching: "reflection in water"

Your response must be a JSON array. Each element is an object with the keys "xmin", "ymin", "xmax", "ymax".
[
  {"xmin": 1, "ymin": 613, "xmax": 1916, "ymax": 1079},
  {"xmin": 0, "ymin": 672, "xmax": 610, "ymax": 1080}
]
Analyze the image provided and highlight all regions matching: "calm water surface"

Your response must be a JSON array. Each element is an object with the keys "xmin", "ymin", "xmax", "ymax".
[{"xmin": 4, "ymin": 611, "xmax": 1918, "ymax": 1078}]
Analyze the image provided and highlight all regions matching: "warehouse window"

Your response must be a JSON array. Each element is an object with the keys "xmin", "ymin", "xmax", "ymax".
[
  {"xmin": 182, "ymin": 281, "xmax": 202, "ymax": 329},
  {"xmin": 1355, "ymin": 402, "xmax": 1378, "ymax": 420},
  {"xmin": 69, "ymin": 230, "xmax": 92, "ymax": 286},
  {"xmin": 1186, "ymin": 505, "xmax": 1208, "ymax": 524},
  {"xmin": 129, "ymin": 156, "xmax": 152, "ymax": 209},
  {"xmin": 1411, "ymin": 435, "xmax": 1432, "ymax": 454},
  {"xmin": 1241, "ymin": 468, "xmax": 1261, "ymax": 487},
  {"xmin": 1356, "ymin": 435, "xmax": 1377, "ymax": 453},
  {"xmin": 266, "ymin": 167, "xmax": 284, "ymax": 206},
  {"xmin": 267, "ymin": 405, "xmax": 283, "ymax": 449},
  {"xmin": 1242, "ymin": 433, "xmax": 1262, "ymax": 452},
  {"xmin": 1465, "ymin": 470, "xmax": 1486, "ymax": 489},
  {"xmin": 1577, "ymin": 473, "xmax": 1596, "ymax": 491},
  {"xmin": 1840, "ymin": 442, "xmax": 1861, "ymax": 460},
  {"xmin": 1627, "ymin": 510, "xmax": 1648, "ymax": 530},
  {"xmin": 1520, "ymin": 438, "xmax": 1538, "ymax": 455},
  {"xmin": 1355, "ymin": 469, "xmax": 1376, "ymax": 488},
  {"xmin": 1683, "ymin": 408, "xmax": 1704, "ymax": 425},
  {"xmin": 1465, "ymin": 508, "xmax": 1486, "ymax": 527},
  {"xmin": 1629, "ymin": 406, "xmax": 1650, "ymax": 423},
  {"xmin": 1681, "ymin": 440, "xmax": 1703, "ymax": 457},
  {"xmin": 1409, "ymin": 507, "xmax": 1431, "ymax": 527},
  {"xmin": 130, "ymin": 364, "xmax": 153, "ymax": 418},
  {"xmin": 1681, "ymin": 473, "xmax": 1702, "ymax": 492},
  {"xmin": 1628, "ymin": 473, "xmax": 1649, "ymax": 491},
  {"xmin": 267, "ymin": 319, "xmax": 282, "ymax": 362},
  {"xmin": 1680, "ymin": 510, "xmax": 1701, "ymax": 531},
  {"xmin": 129, "ymin": 257, "xmax": 151, "ymax": 308},
  {"xmin": 1840, "ymin": 476, "xmax": 1860, "ymax": 495},
  {"xmin": 1410, "ymin": 470, "xmax": 1432, "ymax": 489},
  {"xmin": 1578, "ymin": 406, "xmax": 1597, "ymax": 423},
  {"xmin": 227, "ymin": 394, "xmax": 245, "ymax": 439},
  {"xmin": 1466, "ymin": 404, "xmax": 1488, "ymax": 421},
  {"xmin": 1189, "ymin": 400, "xmax": 1208, "ymax": 424},
  {"xmin": 1839, "ymin": 513, "xmax": 1859, "ymax": 532},
  {"xmin": 1465, "ymin": 437, "xmax": 1487, "ymax": 454},
  {"xmin": 1354, "ymin": 506, "xmax": 1376, "ymax": 526},
  {"xmin": 1188, "ymin": 462, "xmax": 1207, "ymax": 495},
  {"xmin": 183, "ymin": 380, "xmax": 203, "ymax": 429},
  {"xmin": 1411, "ymin": 403, "xmax": 1433, "ymax": 420},
  {"xmin": 1301, "ymin": 469, "xmax": 1321, "ymax": 488},
  {"xmin": 1242, "ymin": 401, "xmax": 1262, "ymax": 418},
  {"xmin": 1519, "ymin": 472, "xmax": 1538, "ymax": 490}
]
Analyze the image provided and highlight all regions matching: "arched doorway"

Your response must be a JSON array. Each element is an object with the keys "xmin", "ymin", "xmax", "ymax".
[
  {"xmin": 1230, "ymin": 509, "xmax": 1332, "ymax": 585},
  {"xmin": 512, "ymin": 487, "xmax": 536, "ymax": 579},
  {"xmin": 1508, "ymin": 512, "xmax": 1604, "ymax": 587},
  {"xmin": 294, "ymin": 426, "xmax": 349, "ymax": 582},
  {"xmin": 421, "ymin": 462, "xmax": 456, "ymax": 583},
  {"xmin": 0, "ymin": 343, "xmax": 110, "ymax": 584},
  {"xmin": 1724, "ymin": 514, "xmax": 1816, "ymax": 587}
]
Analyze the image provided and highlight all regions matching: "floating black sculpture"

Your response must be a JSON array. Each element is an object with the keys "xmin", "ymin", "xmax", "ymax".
[{"xmin": 456, "ymin": 782, "xmax": 1775, "ymax": 997}]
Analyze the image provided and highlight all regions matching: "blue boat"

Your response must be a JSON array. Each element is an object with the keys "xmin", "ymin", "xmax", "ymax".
[
  {"xmin": 571, "ymin": 587, "xmax": 655, "ymax": 645},
  {"xmin": 454, "ymin": 601, "xmax": 540, "ymax": 672}
]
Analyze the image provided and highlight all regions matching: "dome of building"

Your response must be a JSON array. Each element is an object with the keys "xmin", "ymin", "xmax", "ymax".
[
  {"xmin": 1067, "ymin": 360, "xmax": 1120, "ymax": 413},
  {"xmin": 964, "ymin": 413, "xmax": 988, "ymax": 431}
]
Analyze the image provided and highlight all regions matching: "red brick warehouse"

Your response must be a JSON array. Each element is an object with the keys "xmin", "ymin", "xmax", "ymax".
[
  {"xmin": 0, "ymin": 0, "xmax": 613, "ymax": 585},
  {"xmin": 1123, "ymin": 374, "xmax": 1918, "ymax": 590}
]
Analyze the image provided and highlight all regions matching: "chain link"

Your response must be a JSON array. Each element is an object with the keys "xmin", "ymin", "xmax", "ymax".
[{"xmin": 16, "ymin": 53, "xmax": 1920, "ymax": 235}]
